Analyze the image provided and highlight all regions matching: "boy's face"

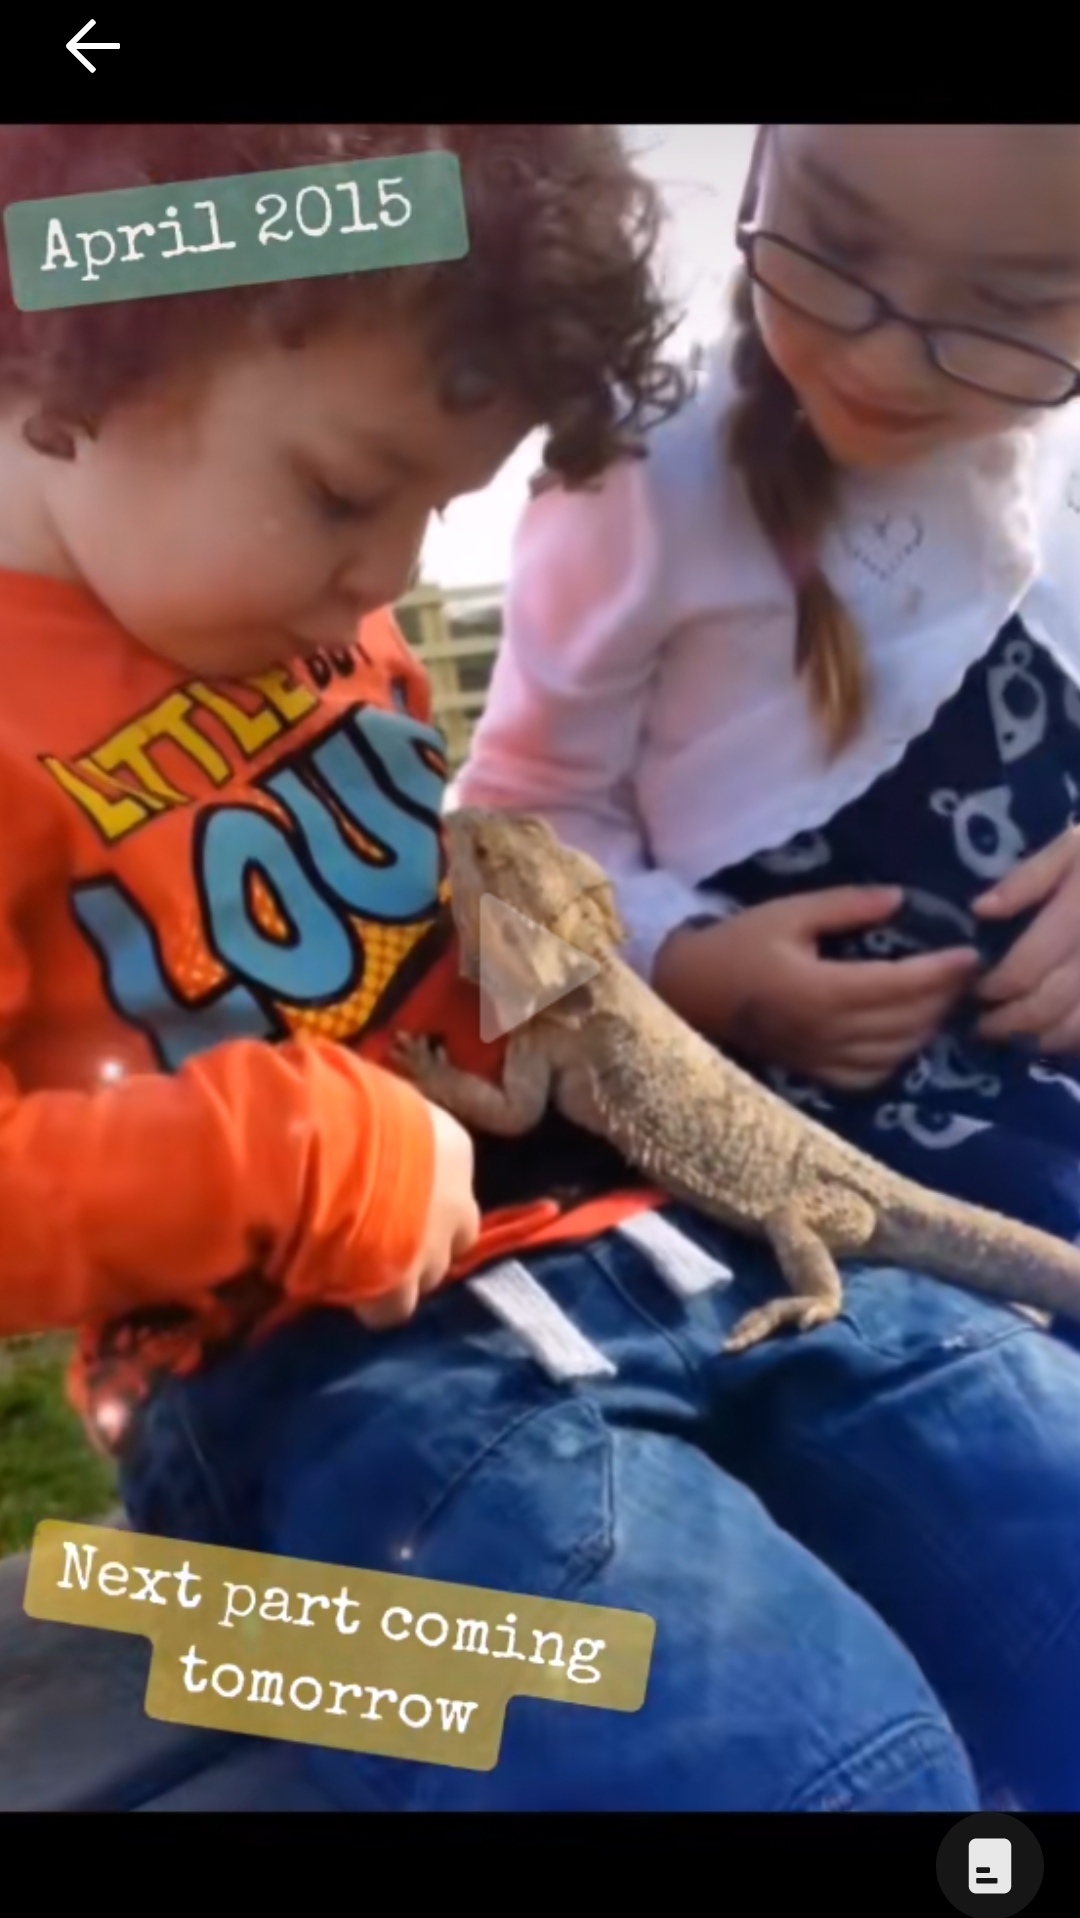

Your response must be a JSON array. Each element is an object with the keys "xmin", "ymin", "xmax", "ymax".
[
  {"xmin": 751, "ymin": 124, "xmax": 1080, "ymax": 470},
  {"xmin": 27, "ymin": 316, "xmax": 532, "ymax": 676}
]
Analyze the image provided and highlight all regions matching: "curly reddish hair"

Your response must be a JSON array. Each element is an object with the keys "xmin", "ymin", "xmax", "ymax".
[{"xmin": 0, "ymin": 123, "xmax": 687, "ymax": 483}]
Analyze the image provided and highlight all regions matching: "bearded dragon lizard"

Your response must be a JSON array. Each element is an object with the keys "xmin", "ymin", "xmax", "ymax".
[{"xmin": 389, "ymin": 807, "xmax": 1078, "ymax": 1352}]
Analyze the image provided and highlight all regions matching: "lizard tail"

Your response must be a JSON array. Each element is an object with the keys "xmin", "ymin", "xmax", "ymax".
[{"xmin": 869, "ymin": 1191, "xmax": 1080, "ymax": 1325}]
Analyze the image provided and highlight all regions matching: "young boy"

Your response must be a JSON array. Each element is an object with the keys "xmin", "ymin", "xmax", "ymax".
[
  {"xmin": 0, "ymin": 121, "xmax": 681, "ymax": 1424},
  {"xmin": 4, "ymin": 123, "xmax": 1080, "ymax": 1815}
]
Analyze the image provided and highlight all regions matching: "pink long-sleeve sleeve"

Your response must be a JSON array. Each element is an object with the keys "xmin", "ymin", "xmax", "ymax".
[{"xmin": 456, "ymin": 462, "xmax": 741, "ymax": 977}]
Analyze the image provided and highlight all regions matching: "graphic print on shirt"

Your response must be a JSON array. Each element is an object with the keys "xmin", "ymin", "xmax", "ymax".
[
  {"xmin": 840, "ymin": 511, "xmax": 925, "ymax": 582},
  {"xmin": 872, "ymin": 1105, "xmax": 995, "ymax": 1149},
  {"xmin": 762, "ymin": 1065, "xmax": 835, "ymax": 1114},
  {"xmin": 41, "ymin": 645, "xmax": 449, "ymax": 1071},
  {"xmin": 928, "ymin": 785, "xmax": 1028, "ymax": 883},
  {"xmin": 755, "ymin": 829, "xmax": 832, "ymax": 876},
  {"xmin": 987, "ymin": 635, "xmax": 1050, "ymax": 764},
  {"xmin": 901, "ymin": 1034, "xmax": 1001, "ymax": 1102}
]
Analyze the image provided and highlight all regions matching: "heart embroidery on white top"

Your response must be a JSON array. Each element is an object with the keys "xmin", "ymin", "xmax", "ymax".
[{"xmin": 841, "ymin": 513, "xmax": 925, "ymax": 581}]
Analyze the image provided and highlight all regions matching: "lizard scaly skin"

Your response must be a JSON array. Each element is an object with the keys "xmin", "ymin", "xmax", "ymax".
[{"xmin": 390, "ymin": 807, "xmax": 1080, "ymax": 1351}]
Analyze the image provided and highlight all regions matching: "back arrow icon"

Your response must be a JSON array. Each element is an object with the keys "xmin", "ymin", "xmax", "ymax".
[{"xmin": 67, "ymin": 20, "xmax": 120, "ymax": 70}]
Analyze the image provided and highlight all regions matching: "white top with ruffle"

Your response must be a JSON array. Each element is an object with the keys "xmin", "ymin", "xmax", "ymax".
[{"xmin": 454, "ymin": 333, "xmax": 1080, "ymax": 981}]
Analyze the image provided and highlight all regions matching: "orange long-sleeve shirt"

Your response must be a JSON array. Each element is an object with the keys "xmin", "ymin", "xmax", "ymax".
[{"xmin": 0, "ymin": 570, "xmax": 658, "ymax": 1454}]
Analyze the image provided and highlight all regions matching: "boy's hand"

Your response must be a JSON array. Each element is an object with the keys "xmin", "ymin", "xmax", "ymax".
[
  {"xmin": 974, "ymin": 826, "xmax": 1080, "ymax": 1052},
  {"xmin": 653, "ymin": 888, "xmax": 980, "ymax": 1092},
  {"xmin": 352, "ymin": 1102, "xmax": 481, "ymax": 1329}
]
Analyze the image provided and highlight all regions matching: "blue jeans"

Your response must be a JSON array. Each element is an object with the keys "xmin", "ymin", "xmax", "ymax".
[{"xmin": 119, "ymin": 1204, "xmax": 1080, "ymax": 1812}]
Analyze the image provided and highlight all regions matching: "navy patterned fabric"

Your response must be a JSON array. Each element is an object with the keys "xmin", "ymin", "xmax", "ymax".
[{"xmin": 707, "ymin": 617, "xmax": 1080, "ymax": 1297}]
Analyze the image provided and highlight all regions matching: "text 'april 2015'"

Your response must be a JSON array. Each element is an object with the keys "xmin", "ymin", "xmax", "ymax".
[{"xmin": 3, "ymin": 153, "xmax": 469, "ymax": 311}]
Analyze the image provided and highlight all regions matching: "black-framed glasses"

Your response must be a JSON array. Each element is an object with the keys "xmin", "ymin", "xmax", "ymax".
[{"xmin": 737, "ymin": 220, "xmax": 1080, "ymax": 409}]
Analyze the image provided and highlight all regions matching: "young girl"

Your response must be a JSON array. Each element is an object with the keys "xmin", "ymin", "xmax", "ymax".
[
  {"xmin": 459, "ymin": 124, "xmax": 1080, "ymax": 1350},
  {"xmin": 3, "ymin": 123, "xmax": 1080, "ymax": 1815}
]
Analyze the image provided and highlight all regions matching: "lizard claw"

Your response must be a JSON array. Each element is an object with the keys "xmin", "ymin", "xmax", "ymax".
[
  {"xmin": 389, "ymin": 1032, "xmax": 446, "ymax": 1080},
  {"xmin": 723, "ymin": 1296, "xmax": 838, "ymax": 1354}
]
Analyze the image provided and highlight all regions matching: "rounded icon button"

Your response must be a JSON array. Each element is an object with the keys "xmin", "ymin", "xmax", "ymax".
[{"xmin": 937, "ymin": 1812, "xmax": 1044, "ymax": 1914}]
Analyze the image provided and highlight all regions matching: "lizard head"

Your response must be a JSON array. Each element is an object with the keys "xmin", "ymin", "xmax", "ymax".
[{"xmin": 443, "ymin": 807, "xmax": 627, "ymax": 1014}]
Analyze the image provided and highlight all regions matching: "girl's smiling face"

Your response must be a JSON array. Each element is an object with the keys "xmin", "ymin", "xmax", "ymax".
[
  {"xmin": 0, "ymin": 315, "xmax": 531, "ymax": 677},
  {"xmin": 748, "ymin": 125, "xmax": 1080, "ymax": 469}
]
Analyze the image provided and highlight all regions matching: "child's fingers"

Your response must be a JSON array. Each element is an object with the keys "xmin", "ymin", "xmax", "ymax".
[
  {"xmin": 977, "ymin": 897, "xmax": 1077, "ymax": 1004},
  {"xmin": 836, "ymin": 988, "xmax": 964, "ymax": 1045},
  {"xmin": 815, "ymin": 1058, "xmax": 904, "ymax": 1091},
  {"xmin": 836, "ymin": 1026, "xmax": 936, "ymax": 1071},
  {"xmin": 353, "ymin": 1280, "xmax": 421, "ymax": 1330},
  {"xmin": 1033, "ymin": 1009, "xmax": 1080, "ymax": 1057},
  {"xmin": 974, "ymin": 832, "xmax": 1076, "ymax": 919},
  {"xmin": 792, "ymin": 885, "xmax": 903, "ymax": 936},
  {"xmin": 805, "ymin": 1026, "xmax": 940, "ymax": 1091},
  {"xmin": 358, "ymin": 1225, "xmax": 471, "ymax": 1328},
  {"xmin": 352, "ymin": 1254, "xmax": 456, "ymax": 1329},
  {"xmin": 820, "ymin": 946, "xmax": 980, "ymax": 1011},
  {"xmin": 451, "ymin": 1200, "xmax": 482, "ymax": 1258},
  {"xmin": 976, "ymin": 961, "xmax": 1080, "ymax": 1042}
]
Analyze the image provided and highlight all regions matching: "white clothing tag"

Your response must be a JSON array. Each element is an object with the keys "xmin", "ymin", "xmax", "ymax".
[
  {"xmin": 467, "ymin": 1262, "xmax": 617, "ymax": 1382},
  {"xmin": 617, "ymin": 1210, "xmax": 734, "ymax": 1298}
]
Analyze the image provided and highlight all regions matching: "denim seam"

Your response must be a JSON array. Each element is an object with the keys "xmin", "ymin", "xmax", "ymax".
[
  {"xmin": 781, "ymin": 1404, "xmax": 1068, "ymax": 1681},
  {"xmin": 469, "ymin": 1491, "xmax": 964, "ymax": 1816},
  {"xmin": 842, "ymin": 1308, "xmax": 1033, "ymax": 1367},
  {"xmin": 398, "ymin": 1388, "xmax": 616, "ymax": 1579},
  {"xmin": 731, "ymin": 1378, "xmax": 1077, "ymax": 1811},
  {"xmin": 1033, "ymin": 1574, "xmax": 1080, "ymax": 1667},
  {"xmin": 122, "ymin": 1388, "xmax": 237, "ymax": 1544},
  {"xmin": 783, "ymin": 1710, "xmax": 975, "ymax": 1812},
  {"xmin": 576, "ymin": 1237, "xmax": 712, "ymax": 1387},
  {"xmin": 345, "ymin": 1403, "xmax": 618, "ymax": 1815}
]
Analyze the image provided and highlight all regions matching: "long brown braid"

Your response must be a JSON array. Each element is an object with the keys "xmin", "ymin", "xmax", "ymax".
[{"xmin": 726, "ymin": 127, "xmax": 869, "ymax": 756}]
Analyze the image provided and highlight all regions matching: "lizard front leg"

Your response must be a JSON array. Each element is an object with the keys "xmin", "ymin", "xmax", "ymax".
[
  {"xmin": 388, "ymin": 1029, "xmax": 553, "ymax": 1136},
  {"xmin": 723, "ymin": 1189, "xmax": 877, "ymax": 1354}
]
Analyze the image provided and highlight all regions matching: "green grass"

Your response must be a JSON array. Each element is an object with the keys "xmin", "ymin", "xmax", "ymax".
[{"xmin": 0, "ymin": 1336, "xmax": 117, "ymax": 1558}]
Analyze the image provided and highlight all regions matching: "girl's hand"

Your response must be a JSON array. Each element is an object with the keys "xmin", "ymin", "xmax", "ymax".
[
  {"xmin": 653, "ymin": 887, "xmax": 980, "ymax": 1092},
  {"xmin": 974, "ymin": 826, "xmax": 1080, "ymax": 1052}
]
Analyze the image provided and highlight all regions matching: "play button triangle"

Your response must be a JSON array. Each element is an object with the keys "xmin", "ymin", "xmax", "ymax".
[{"xmin": 478, "ymin": 893, "xmax": 602, "ymax": 1042}]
